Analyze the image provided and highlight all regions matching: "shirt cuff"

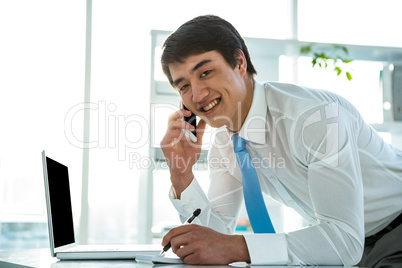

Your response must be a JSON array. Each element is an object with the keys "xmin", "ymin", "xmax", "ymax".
[
  {"xmin": 169, "ymin": 178, "xmax": 210, "ymax": 221},
  {"xmin": 243, "ymin": 233, "xmax": 289, "ymax": 265}
]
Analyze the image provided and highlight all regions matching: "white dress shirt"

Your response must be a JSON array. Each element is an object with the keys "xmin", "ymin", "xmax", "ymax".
[{"xmin": 169, "ymin": 80, "xmax": 402, "ymax": 266}]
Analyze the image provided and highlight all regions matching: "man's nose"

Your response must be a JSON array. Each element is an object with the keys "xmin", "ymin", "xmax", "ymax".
[{"xmin": 191, "ymin": 80, "xmax": 209, "ymax": 103}]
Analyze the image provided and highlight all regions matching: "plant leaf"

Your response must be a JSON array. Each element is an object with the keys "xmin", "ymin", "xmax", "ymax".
[
  {"xmin": 346, "ymin": 72, "xmax": 352, "ymax": 81},
  {"xmin": 334, "ymin": 67, "xmax": 342, "ymax": 76},
  {"xmin": 301, "ymin": 43, "xmax": 354, "ymax": 81}
]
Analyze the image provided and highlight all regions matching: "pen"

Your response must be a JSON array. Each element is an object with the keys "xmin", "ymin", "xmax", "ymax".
[{"xmin": 159, "ymin": 208, "xmax": 201, "ymax": 256}]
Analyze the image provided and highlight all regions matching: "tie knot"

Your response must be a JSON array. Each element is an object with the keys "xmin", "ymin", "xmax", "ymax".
[{"xmin": 232, "ymin": 134, "xmax": 247, "ymax": 153}]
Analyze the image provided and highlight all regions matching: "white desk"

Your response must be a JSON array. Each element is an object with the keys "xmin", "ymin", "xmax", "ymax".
[
  {"xmin": 0, "ymin": 249, "xmax": 363, "ymax": 268},
  {"xmin": 0, "ymin": 249, "xmax": 142, "ymax": 268},
  {"xmin": 0, "ymin": 249, "xmax": 229, "ymax": 268}
]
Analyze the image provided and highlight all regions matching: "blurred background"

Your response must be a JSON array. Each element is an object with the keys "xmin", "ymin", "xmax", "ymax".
[{"xmin": 1, "ymin": 0, "xmax": 402, "ymax": 250}]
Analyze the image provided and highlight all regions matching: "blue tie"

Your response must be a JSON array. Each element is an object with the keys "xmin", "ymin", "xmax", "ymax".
[{"xmin": 232, "ymin": 134, "xmax": 275, "ymax": 233}]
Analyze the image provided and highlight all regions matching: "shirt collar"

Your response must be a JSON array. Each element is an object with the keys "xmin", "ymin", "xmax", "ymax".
[{"xmin": 229, "ymin": 80, "xmax": 267, "ymax": 145}]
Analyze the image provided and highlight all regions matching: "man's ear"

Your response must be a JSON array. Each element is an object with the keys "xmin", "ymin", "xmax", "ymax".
[{"xmin": 235, "ymin": 49, "xmax": 247, "ymax": 76}]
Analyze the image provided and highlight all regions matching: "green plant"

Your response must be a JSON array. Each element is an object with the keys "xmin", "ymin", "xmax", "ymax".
[{"xmin": 300, "ymin": 44, "xmax": 354, "ymax": 81}]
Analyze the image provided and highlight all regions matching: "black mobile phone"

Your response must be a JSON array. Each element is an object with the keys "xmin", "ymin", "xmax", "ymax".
[{"xmin": 181, "ymin": 102, "xmax": 197, "ymax": 142}]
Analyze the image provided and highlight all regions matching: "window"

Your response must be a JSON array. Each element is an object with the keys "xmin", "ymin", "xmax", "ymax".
[
  {"xmin": 0, "ymin": 0, "xmax": 85, "ymax": 249},
  {"xmin": 145, "ymin": 0, "xmax": 292, "ymax": 39},
  {"xmin": 298, "ymin": 0, "xmax": 402, "ymax": 47},
  {"xmin": 296, "ymin": 57, "xmax": 384, "ymax": 124}
]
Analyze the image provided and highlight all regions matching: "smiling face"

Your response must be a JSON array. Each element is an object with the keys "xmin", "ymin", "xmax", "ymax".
[{"xmin": 169, "ymin": 50, "xmax": 254, "ymax": 131}]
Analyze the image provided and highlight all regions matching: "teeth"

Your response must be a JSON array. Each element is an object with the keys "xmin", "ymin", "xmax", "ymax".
[{"xmin": 203, "ymin": 99, "xmax": 219, "ymax": 111}]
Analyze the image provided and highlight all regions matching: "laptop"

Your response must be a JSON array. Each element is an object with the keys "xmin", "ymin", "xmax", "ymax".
[{"xmin": 41, "ymin": 150, "xmax": 160, "ymax": 260}]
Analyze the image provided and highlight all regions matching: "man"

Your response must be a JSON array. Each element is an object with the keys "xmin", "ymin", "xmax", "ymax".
[{"xmin": 159, "ymin": 15, "xmax": 402, "ymax": 266}]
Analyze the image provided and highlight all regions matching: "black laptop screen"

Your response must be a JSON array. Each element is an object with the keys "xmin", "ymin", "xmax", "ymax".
[{"xmin": 46, "ymin": 156, "xmax": 75, "ymax": 248}]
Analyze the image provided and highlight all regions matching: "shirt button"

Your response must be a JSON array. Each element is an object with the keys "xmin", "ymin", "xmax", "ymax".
[
  {"xmin": 269, "ymin": 176, "xmax": 276, "ymax": 181},
  {"xmin": 288, "ymin": 200, "xmax": 295, "ymax": 206}
]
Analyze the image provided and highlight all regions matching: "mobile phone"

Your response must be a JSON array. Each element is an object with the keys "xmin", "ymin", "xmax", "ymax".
[{"xmin": 181, "ymin": 102, "xmax": 197, "ymax": 143}]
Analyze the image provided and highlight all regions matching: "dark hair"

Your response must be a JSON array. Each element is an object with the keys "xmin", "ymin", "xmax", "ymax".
[{"xmin": 161, "ymin": 15, "xmax": 257, "ymax": 86}]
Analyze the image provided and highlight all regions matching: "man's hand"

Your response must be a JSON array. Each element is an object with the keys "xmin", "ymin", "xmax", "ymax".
[
  {"xmin": 160, "ymin": 108, "xmax": 206, "ymax": 198},
  {"xmin": 161, "ymin": 224, "xmax": 251, "ymax": 265}
]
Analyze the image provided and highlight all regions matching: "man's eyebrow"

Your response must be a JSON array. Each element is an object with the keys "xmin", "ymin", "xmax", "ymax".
[
  {"xmin": 191, "ymin": 59, "xmax": 212, "ymax": 74},
  {"xmin": 173, "ymin": 77, "xmax": 184, "ymax": 88},
  {"xmin": 172, "ymin": 59, "xmax": 212, "ymax": 88}
]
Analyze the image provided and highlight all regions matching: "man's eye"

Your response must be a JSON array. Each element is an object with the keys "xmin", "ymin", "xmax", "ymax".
[
  {"xmin": 200, "ymin": 70, "xmax": 211, "ymax": 77},
  {"xmin": 180, "ymin": 84, "xmax": 189, "ymax": 91}
]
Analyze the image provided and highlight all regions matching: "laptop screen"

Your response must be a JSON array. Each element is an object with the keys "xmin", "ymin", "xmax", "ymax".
[{"xmin": 45, "ymin": 156, "xmax": 75, "ymax": 248}]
